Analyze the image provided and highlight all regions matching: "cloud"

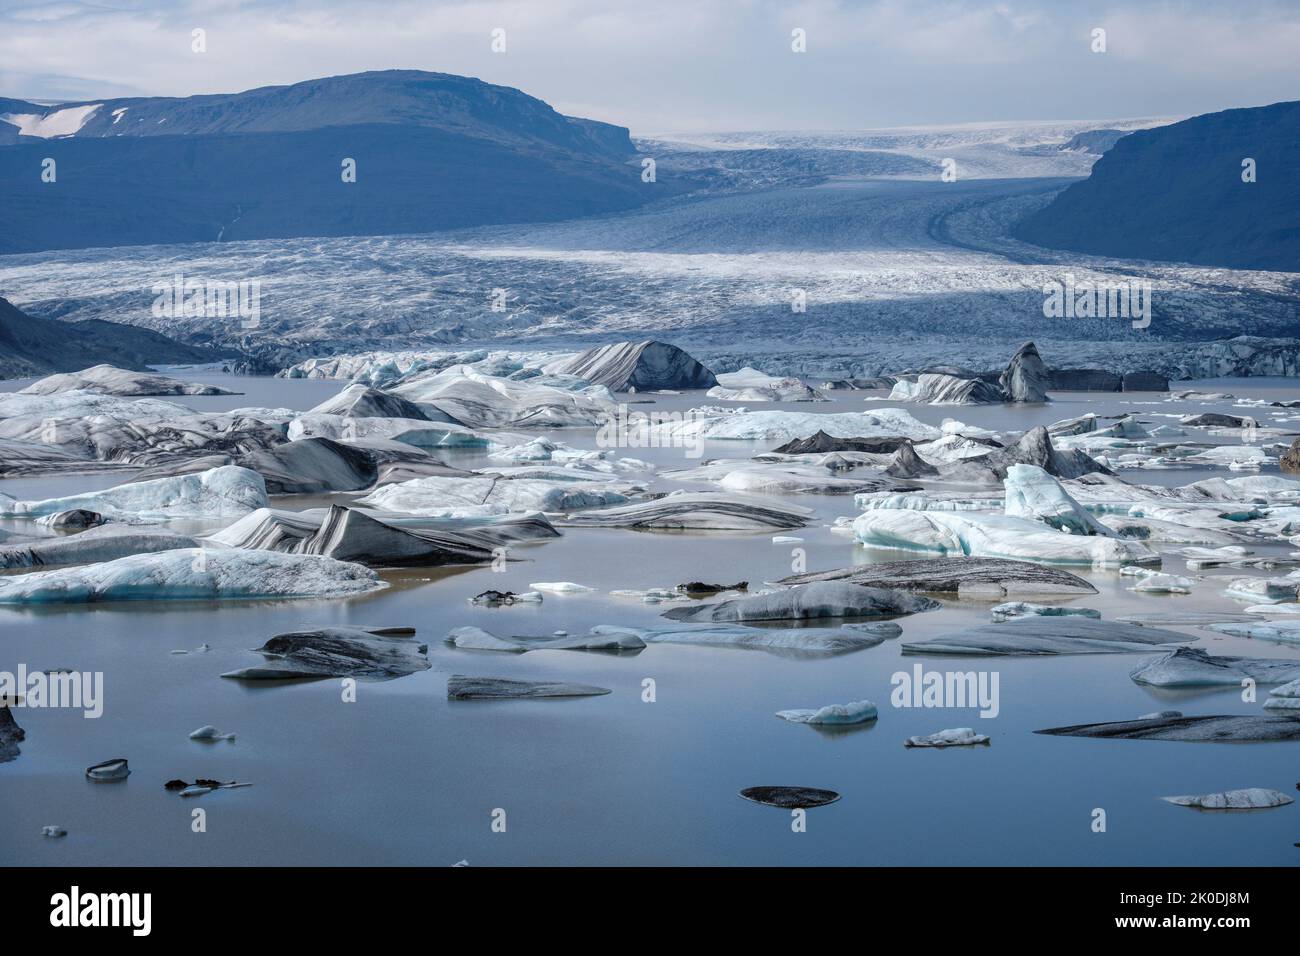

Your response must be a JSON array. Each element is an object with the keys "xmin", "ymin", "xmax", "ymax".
[{"xmin": 0, "ymin": 0, "xmax": 1296, "ymax": 131}]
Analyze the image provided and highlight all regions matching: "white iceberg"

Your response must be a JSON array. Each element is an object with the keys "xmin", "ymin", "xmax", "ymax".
[
  {"xmin": 0, "ymin": 549, "xmax": 383, "ymax": 604},
  {"xmin": 0, "ymin": 465, "xmax": 268, "ymax": 523},
  {"xmin": 776, "ymin": 700, "xmax": 878, "ymax": 725},
  {"xmin": 904, "ymin": 727, "xmax": 990, "ymax": 748},
  {"xmin": 1162, "ymin": 788, "xmax": 1294, "ymax": 810}
]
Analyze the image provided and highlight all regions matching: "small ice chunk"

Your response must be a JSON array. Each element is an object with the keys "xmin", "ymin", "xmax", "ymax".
[
  {"xmin": 1162, "ymin": 788, "xmax": 1294, "ymax": 810},
  {"xmin": 904, "ymin": 727, "xmax": 990, "ymax": 748},
  {"xmin": 189, "ymin": 725, "xmax": 236, "ymax": 741},
  {"xmin": 529, "ymin": 581, "xmax": 595, "ymax": 594},
  {"xmin": 776, "ymin": 700, "xmax": 878, "ymax": 725}
]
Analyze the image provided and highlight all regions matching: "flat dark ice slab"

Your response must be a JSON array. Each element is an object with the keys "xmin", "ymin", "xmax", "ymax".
[
  {"xmin": 662, "ymin": 581, "xmax": 938, "ymax": 623},
  {"xmin": 1129, "ymin": 646, "xmax": 1300, "ymax": 687},
  {"xmin": 221, "ymin": 626, "xmax": 429, "ymax": 681},
  {"xmin": 902, "ymin": 617, "xmax": 1189, "ymax": 656},
  {"xmin": 1035, "ymin": 714, "xmax": 1300, "ymax": 742},
  {"xmin": 779, "ymin": 557, "xmax": 1097, "ymax": 596},
  {"xmin": 740, "ymin": 786, "xmax": 840, "ymax": 809},
  {"xmin": 1115, "ymin": 611, "xmax": 1256, "ymax": 626},
  {"xmin": 447, "ymin": 675, "xmax": 611, "ymax": 700}
]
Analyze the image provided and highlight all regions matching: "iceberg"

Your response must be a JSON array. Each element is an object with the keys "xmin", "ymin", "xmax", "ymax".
[
  {"xmin": 661, "ymin": 581, "xmax": 939, "ymax": 623},
  {"xmin": 0, "ymin": 549, "xmax": 383, "ymax": 604},
  {"xmin": 0, "ymin": 526, "xmax": 203, "ymax": 569},
  {"xmin": 649, "ymin": 408, "xmax": 942, "ymax": 445},
  {"xmin": 221, "ymin": 626, "xmax": 428, "ymax": 680},
  {"xmin": 889, "ymin": 373, "xmax": 1003, "ymax": 405},
  {"xmin": 1003, "ymin": 463, "xmax": 1112, "ymax": 534},
  {"xmin": 563, "ymin": 491, "xmax": 811, "ymax": 531},
  {"xmin": 1162, "ymin": 789, "xmax": 1294, "ymax": 810},
  {"xmin": 19, "ymin": 365, "xmax": 235, "ymax": 397},
  {"xmin": 359, "ymin": 473, "xmax": 635, "ymax": 518},
  {"xmin": 904, "ymin": 728, "xmax": 990, "ymax": 748},
  {"xmin": 775, "ymin": 700, "xmax": 878, "ymax": 725},
  {"xmin": 588, "ymin": 622, "xmax": 886, "ymax": 655},
  {"xmin": 989, "ymin": 602, "xmax": 1100, "ymax": 622},
  {"xmin": 902, "ymin": 618, "xmax": 1188, "ymax": 656},
  {"xmin": 446, "ymin": 675, "xmax": 611, "ymax": 699},
  {"xmin": 543, "ymin": 341, "xmax": 716, "ymax": 391},
  {"xmin": 1128, "ymin": 646, "xmax": 1300, "ymax": 687},
  {"xmin": 852, "ymin": 508, "xmax": 1158, "ymax": 566},
  {"xmin": 780, "ymin": 556, "xmax": 1098, "ymax": 596},
  {"xmin": 1035, "ymin": 714, "xmax": 1300, "ymax": 742},
  {"xmin": 1264, "ymin": 678, "xmax": 1300, "ymax": 711},
  {"xmin": 0, "ymin": 465, "xmax": 268, "ymax": 523}
]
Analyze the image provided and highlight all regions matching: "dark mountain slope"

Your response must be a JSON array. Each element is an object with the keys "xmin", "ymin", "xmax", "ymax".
[
  {"xmin": 0, "ymin": 297, "xmax": 223, "ymax": 379},
  {"xmin": 1013, "ymin": 101, "xmax": 1300, "ymax": 272},
  {"xmin": 0, "ymin": 71, "xmax": 673, "ymax": 254}
]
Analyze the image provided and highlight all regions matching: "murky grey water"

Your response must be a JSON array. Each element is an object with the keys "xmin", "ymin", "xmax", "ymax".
[{"xmin": 2, "ymin": 375, "xmax": 1298, "ymax": 865}]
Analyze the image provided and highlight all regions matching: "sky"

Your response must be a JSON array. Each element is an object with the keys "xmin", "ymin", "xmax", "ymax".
[{"xmin": 1, "ymin": 0, "xmax": 1298, "ymax": 133}]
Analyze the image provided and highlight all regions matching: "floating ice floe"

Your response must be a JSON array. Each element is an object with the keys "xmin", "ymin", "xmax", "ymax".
[
  {"xmin": 852, "ymin": 508, "xmax": 1157, "ymax": 566},
  {"xmin": 902, "ymin": 618, "xmax": 1188, "ymax": 656},
  {"xmin": 860, "ymin": 465, "xmax": 1161, "ymax": 565},
  {"xmin": 85, "ymin": 758, "xmax": 130, "ymax": 781},
  {"xmin": 661, "ymin": 581, "xmax": 938, "ymax": 623},
  {"xmin": 288, "ymin": 414, "xmax": 494, "ymax": 451},
  {"xmin": 587, "ymin": 623, "xmax": 889, "ymax": 655},
  {"xmin": 1162, "ymin": 789, "xmax": 1294, "ymax": 810},
  {"xmin": 1223, "ymin": 576, "xmax": 1300, "ymax": 603},
  {"xmin": 189, "ymin": 725, "xmax": 236, "ymax": 741},
  {"xmin": 1034, "ymin": 714, "xmax": 1300, "ymax": 742},
  {"xmin": 1206, "ymin": 620, "xmax": 1300, "ymax": 646},
  {"xmin": 904, "ymin": 728, "xmax": 990, "ymax": 748},
  {"xmin": 446, "ymin": 675, "xmax": 611, "ymax": 699},
  {"xmin": 445, "ymin": 626, "xmax": 645, "ymax": 652},
  {"xmin": 563, "ymin": 491, "xmax": 812, "ymax": 531},
  {"xmin": 709, "ymin": 367, "xmax": 823, "ymax": 402},
  {"xmin": 19, "ymin": 365, "xmax": 236, "ymax": 397},
  {"xmin": 662, "ymin": 459, "xmax": 904, "ymax": 495},
  {"xmin": 238, "ymin": 437, "xmax": 380, "ymax": 494},
  {"xmin": 390, "ymin": 366, "xmax": 616, "ymax": 428},
  {"xmin": 776, "ymin": 700, "xmax": 878, "ymax": 725},
  {"xmin": 0, "ymin": 549, "xmax": 383, "ymax": 605},
  {"xmin": 1129, "ymin": 572, "xmax": 1195, "ymax": 594},
  {"xmin": 208, "ymin": 505, "xmax": 531, "ymax": 567},
  {"xmin": 1129, "ymin": 647, "xmax": 1300, "ymax": 687},
  {"xmin": 780, "ymin": 556, "xmax": 1098, "ymax": 596},
  {"xmin": 989, "ymin": 602, "xmax": 1100, "ymax": 622},
  {"xmin": 0, "ymin": 465, "xmax": 268, "ymax": 523},
  {"xmin": 358, "ymin": 472, "xmax": 636, "ymax": 518},
  {"xmin": 221, "ymin": 626, "xmax": 426, "ymax": 680},
  {"xmin": 1181, "ymin": 545, "xmax": 1255, "ymax": 569},
  {"xmin": 469, "ymin": 589, "xmax": 544, "ymax": 606},
  {"xmin": 1264, "ymin": 678, "xmax": 1300, "ymax": 711},
  {"xmin": 0, "ymin": 526, "xmax": 203, "ymax": 570},
  {"xmin": 648, "ymin": 408, "xmax": 942, "ymax": 445},
  {"xmin": 529, "ymin": 581, "xmax": 595, "ymax": 594},
  {"xmin": 740, "ymin": 786, "xmax": 840, "ymax": 808}
]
